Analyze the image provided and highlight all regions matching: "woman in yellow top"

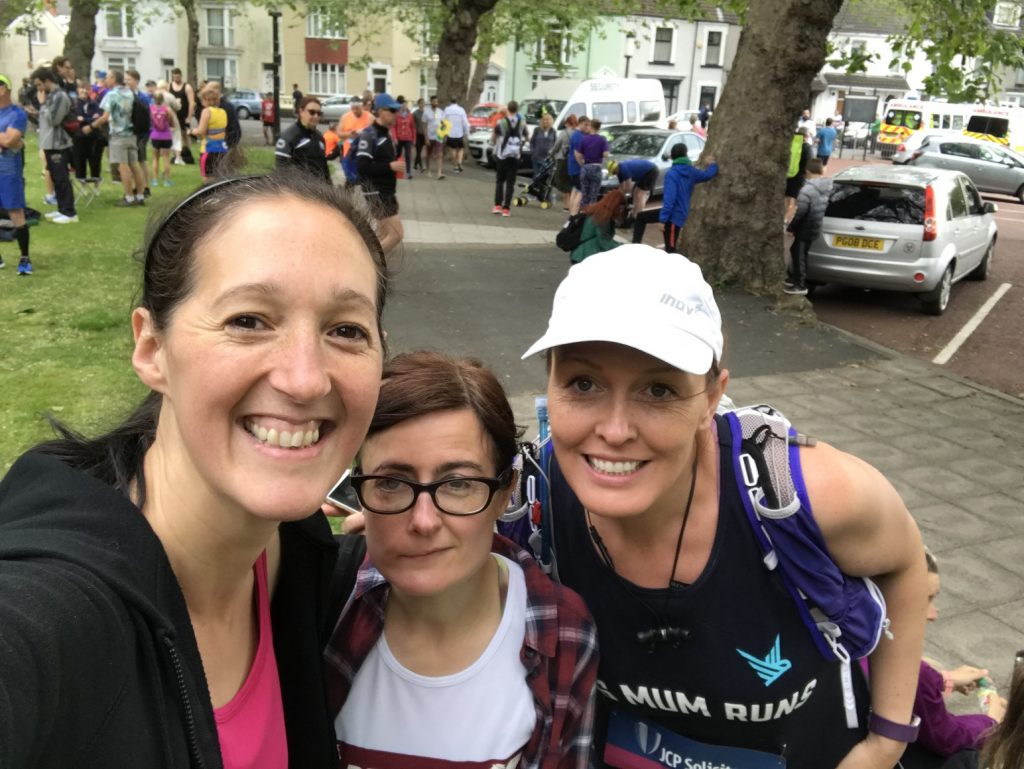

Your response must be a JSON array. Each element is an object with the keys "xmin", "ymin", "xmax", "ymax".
[{"xmin": 191, "ymin": 88, "xmax": 228, "ymax": 183}]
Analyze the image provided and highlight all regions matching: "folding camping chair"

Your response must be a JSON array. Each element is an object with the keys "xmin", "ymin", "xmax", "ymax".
[{"xmin": 74, "ymin": 177, "xmax": 103, "ymax": 207}]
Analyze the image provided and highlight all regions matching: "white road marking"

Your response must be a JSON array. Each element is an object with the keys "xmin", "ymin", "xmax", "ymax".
[{"xmin": 933, "ymin": 282, "xmax": 1013, "ymax": 365}]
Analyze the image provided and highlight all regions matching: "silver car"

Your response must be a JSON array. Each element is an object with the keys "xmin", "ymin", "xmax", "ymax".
[
  {"xmin": 807, "ymin": 165, "xmax": 998, "ymax": 315},
  {"xmin": 319, "ymin": 94, "xmax": 356, "ymax": 124},
  {"xmin": 906, "ymin": 137, "xmax": 1024, "ymax": 203},
  {"xmin": 600, "ymin": 129, "xmax": 705, "ymax": 194}
]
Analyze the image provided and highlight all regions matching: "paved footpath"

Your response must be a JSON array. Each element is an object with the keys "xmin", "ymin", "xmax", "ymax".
[{"xmin": 388, "ymin": 162, "xmax": 1024, "ymax": 699}]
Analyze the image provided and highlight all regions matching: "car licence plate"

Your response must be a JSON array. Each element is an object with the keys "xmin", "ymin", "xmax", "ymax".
[{"xmin": 833, "ymin": 235, "xmax": 885, "ymax": 251}]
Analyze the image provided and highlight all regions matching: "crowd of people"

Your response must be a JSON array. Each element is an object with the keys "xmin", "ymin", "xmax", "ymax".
[{"xmin": 1, "ymin": 65, "xmax": 1022, "ymax": 769}]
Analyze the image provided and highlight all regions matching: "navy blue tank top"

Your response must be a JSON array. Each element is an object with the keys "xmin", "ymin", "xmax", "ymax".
[{"xmin": 549, "ymin": 414, "xmax": 870, "ymax": 768}]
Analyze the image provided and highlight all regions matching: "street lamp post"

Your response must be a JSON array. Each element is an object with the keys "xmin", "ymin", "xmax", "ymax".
[
  {"xmin": 269, "ymin": 9, "xmax": 282, "ymax": 140},
  {"xmin": 624, "ymin": 53, "xmax": 632, "ymax": 78}
]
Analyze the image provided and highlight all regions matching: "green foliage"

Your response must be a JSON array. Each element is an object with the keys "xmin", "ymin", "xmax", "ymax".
[{"xmin": 888, "ymin": 0, "xmax": 1024, "ymax": 101}]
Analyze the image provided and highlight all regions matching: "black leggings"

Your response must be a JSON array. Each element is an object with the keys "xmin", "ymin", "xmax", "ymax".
[
  {"xmin": 72, "ymin": 133, "xmax": 104, "ymax": 179},
  {"xmin": 396, "ymin": 140, "xmax": 413, "ymax": 174},
  {"xmin": 414, "ymin": 134, "xmax": 426, "ymax": 169}
]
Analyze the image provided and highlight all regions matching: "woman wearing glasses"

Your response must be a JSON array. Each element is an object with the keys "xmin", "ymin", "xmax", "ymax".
[
  {"xmin": 325, "ymin": 351, "xmax": 598, "ymax": 769},
  {"xmin": 274, "ymin": 95, "xmax": 336, "ymax": 183}
]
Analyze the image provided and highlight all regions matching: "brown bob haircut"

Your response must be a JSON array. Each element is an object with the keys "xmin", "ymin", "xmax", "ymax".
[{"xmin": 363, "ymin": 351, "xmax": 521, "ymax": 477}]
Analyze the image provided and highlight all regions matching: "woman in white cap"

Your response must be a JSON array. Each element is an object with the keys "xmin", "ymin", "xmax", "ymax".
[{"xmin": 522, "ymin": 244, "xmax": 928, "ymax": 769}]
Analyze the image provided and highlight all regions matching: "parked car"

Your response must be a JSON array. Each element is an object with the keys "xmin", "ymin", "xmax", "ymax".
[
  {"xmin": 468, "ymin": 102, "xmax": 503, "ymax": 130},
  {"xmin": 807, "ymin": 165, "xmax": 997, "ymax": 315},
  {"xmin": 905, "ymin": 136, "xmax": 1024, "ymax": 203},
  {"xmin": 599, "ymin": 129, "xmax": 706, "ymax": 194},
  {"xmin": 320, "ymin": 94, "xmax": 357, "ymax": 124},
  {"xmin": 890, "ymin": 130, "xmax": 963, "ymax": 164},
  {"xmin": 226, "ymin": 89, "xmax": 262, "ymax": 120}
]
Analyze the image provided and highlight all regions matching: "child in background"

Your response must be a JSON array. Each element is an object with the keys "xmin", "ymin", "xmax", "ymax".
[{"xmin": 785, "ymin": 156, "xmax": 831, "ymax": 295}]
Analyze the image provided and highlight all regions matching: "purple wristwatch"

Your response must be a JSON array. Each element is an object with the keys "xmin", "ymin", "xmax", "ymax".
[{"xmin": 868, "ymin": 712, "xmax": 921, "ymax": 742}]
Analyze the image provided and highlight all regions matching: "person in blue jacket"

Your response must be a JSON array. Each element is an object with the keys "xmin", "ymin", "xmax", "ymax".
[{"xmin": 659, "ymin": 143, "xmax": 717, "ymax": 253}]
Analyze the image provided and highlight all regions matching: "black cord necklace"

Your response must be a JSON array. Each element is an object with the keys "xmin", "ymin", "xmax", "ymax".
[{"xmin": 586, "ymin": 456, "xmax": 698, "ymax": 651}]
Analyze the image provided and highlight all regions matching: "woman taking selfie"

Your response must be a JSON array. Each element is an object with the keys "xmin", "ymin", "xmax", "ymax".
[
  {"xmin": 325, "ymin": 351, "xmax": 598, "ymax": 769},
  {"xmin": 522, "ymin": 245, "xmax": 928, "ymax": 769},
  {"xmin": 0, "ymin": 172, "xmax": 389, "ymax": 768}
]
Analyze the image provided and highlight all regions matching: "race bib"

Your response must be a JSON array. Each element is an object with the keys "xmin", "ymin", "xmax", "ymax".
[{"xmin": 604, "ymin": 709, "xmax": 786, "ymax": 769}]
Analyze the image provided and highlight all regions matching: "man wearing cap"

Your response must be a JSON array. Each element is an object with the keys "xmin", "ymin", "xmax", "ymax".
[
  {"xmin": 612, "ymin": 157, "xmax": 658, "ymax": 242},
  {"xmin": 0, "ymin": 74, "xmax": 32, "ymax": 274},
  {"xmin": 275, "ymin": 96, "xmax": 334, "ymax": 183},
  {"xmin": 355, "ymin": 92, "xmax": 405, "ymax": 253}
]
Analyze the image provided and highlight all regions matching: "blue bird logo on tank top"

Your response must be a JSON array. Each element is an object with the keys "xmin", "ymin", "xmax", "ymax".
[{"xmin": 736, "ymin": 635, "xmax": 792, "ymax": 687}]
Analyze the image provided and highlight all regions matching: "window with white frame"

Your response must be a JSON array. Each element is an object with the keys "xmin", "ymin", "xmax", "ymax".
[
  {"xmin": 107, "ymin": 55, "xmax": 137, "ymax": 72},
  {"xmin": 530, "ymin": 72, "xmax": 560, "ymax": 91},
  {"xmin": 104, "ymin": 6, "xmax": 134, "ymax": 39},
  {"xmin": 535, "ymin": 25, "xmax": 570, "ymax": 66},
  {"xmin": 703, "ymin": 30, "xmax": 724, "ymax": 67},
  {"xmin": 306, "ymin": 11, "xmax": 345, "ymax": 39},
  {"xmin": 420, "ymin": 24, "xmax": 439, "ymax": 58},
  {"xmin": 849, "ymin": 38, "xmax": 868, "ymax": 56},
  {"xmin": 204, "ymin": 57, "xmax": 238, "ymax": 88},
  {"xmin": 205, "ymin": 7, "xmax": 235, "ymax": 48},
  {"xmin": 652, "ymin": 27, "xmax": 673, "ymax": 64},
  {"xmin": 993, "ymin": 1, "xmax": 1022, "ymax": 27},
  {"xmin": 29, "ymin": 26, "xmax": 46, "ymax": 44},
  {"xmin": 309, "ymin": 63, "xmax": 345, "ymax": 94}
]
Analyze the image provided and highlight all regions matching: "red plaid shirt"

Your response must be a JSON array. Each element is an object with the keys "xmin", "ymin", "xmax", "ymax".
[{"xmin": 324, "ymin": 534, "xmax": 598, "ymax": 769}]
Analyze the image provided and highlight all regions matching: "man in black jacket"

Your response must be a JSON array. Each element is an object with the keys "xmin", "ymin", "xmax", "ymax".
[
  {"xmin": 275, "ymin": 96, "xmax": 336, "ymax": 183},
  {"xmin": 355, "ymin": 92, "xmax": 405, "ymax": 253}
]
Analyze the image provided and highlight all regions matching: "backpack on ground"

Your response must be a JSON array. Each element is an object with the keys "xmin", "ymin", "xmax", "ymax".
[
  {"xmin": 150, "ymin": 104, "xmax": 170, "ymax": 135},
  {"xmin": 555, "ymin": 213, "xmax": 587, "ymax": 252},
  {"xmin": 131, "ymin": 96, "xmax": 151, "ymax": 138},
  {"xmin": 504, "ymin": 398, "xmax": 891, "ymax": 688}
]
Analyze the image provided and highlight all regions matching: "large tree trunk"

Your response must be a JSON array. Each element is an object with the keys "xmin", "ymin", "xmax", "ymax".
[
  {"xmin": 64, "ymin": 0, "xmax": 100, "ymax": 80},
  {"xmin": 180, "ymin": 0, "xmax": 200, "ymax": 88},
  {"xmin": 465, "ymin": 12, "xmax": 495, "ymax": 107},
  {"xmin": 682, "ymin": 0, "xmax": 844, "ymax": 295},
  {"xmin": 435, "ymin": 0, "xmax": 498, "ymax": 106}
]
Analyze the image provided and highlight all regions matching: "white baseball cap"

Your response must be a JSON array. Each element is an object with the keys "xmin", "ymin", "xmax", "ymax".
[{"xmin": 522, "ymin": 245, "xmax": 723, "ymax": 374}]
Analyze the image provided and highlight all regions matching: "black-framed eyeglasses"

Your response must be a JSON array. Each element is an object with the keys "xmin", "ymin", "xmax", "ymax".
[{"xmin": 350, "ymin": 467, "xmax": 514, "ymax": 516}]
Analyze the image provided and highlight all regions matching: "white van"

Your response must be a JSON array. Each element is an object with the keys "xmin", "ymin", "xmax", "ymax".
[{"xmin": 552, "ymin": 77, "xmax": 666, "ymax": 130}]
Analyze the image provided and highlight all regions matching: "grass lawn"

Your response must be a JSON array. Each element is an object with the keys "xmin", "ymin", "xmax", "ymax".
[{"xmin": 0, "ymin": 134, "xmax": 275, "ymax": 472}]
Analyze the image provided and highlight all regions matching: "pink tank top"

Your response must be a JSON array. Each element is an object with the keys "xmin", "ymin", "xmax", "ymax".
[{"xmin": 214, "ymin": 552, "xmax": 288, "ymax": 769}]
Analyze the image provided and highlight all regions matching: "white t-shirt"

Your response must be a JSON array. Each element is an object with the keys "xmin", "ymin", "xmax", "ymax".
[
  {"xmin": 798, "ymin": 117, "xmax": 816, "ymax": 144},
  {"xmin": 443, "ymin": 103, "xmax": 469, "ymax": 139},
  {"xmin": 336, "ymin": 555, "xmax": 534, "ymax": 768}
]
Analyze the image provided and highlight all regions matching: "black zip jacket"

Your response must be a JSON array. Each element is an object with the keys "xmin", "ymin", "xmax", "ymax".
[
  {"xmin": 355, "ymin": 122, "xmax": 397, "ymax": 196},
  {"xmin": 0, "ymin": 451, "xmax": 341, "ymax": 769},
  {"xmin": 275, "ymin": 122, "xmax": 334, "ymax": 183}
]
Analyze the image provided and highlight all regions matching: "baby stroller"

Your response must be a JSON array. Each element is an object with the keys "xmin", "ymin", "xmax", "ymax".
[{"xmin": 513, "ymin": 154, "xmax": 555, "ymax": 209}]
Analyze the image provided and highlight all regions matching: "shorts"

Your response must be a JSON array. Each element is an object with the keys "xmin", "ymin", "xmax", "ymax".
[
  {"xmin": 818, "ymin": 154, "xmax": 831, "ymax": 167},
  {"xmin": 375, "ymin": 192, "xmax": 399, "ymax": 219},
  {"xmin": 429, "ymin": 139, "xmax": 443, "ymax": 157},
  {"xmin": 0, "ymin": 174, "xmax": 26, "ymax": 211},
  {"xmin": 570, "ymin": 173, "xmax": 581, "ymax": 191},
  {"xmin": 445, "ymin": 137, "xmax": 464, "ymax": 150},
  {"xmin": 136, "ymin": 135, "xmax": 148, "ymax": 162},
  {"xmin": 109, "ymin": 135, "xmax": 138, "ymax": 165},
  {"xmin": 151, "ymin": 138, "xmax": 172, "ymax": 150},
  {"xmin": 201, "ymin": 151, "xmax": 225, "ymax": 178},
  {"xmin": 634, "ymin": 167, "xmax": 658, "ymax": 191},
  {"xmin": 784, "ymin": 175, "xmax": 804, "ymax": 199}
]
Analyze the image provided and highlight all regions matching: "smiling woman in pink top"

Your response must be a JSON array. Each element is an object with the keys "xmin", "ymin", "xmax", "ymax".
[{"xmin": 0, "ymin": 171, "xmax": 389, "ymax": 768}]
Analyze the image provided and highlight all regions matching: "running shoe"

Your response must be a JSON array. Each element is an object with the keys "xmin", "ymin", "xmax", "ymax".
[
  {"xmin": 0, "ymin": 255, "xmax": 5, "ymax": 269},
  {"xmin": 44, "ymin": 211, "xmax": 62, "ymax": 219},
  {"xmin": 17, "ymin": 258, "xmax": 32, "ymax": 276},
  {"xmin": 51, "ymin": 214, "xmax": 79, "ymax": 224},
  {"xmin": 163, "ymin": 179, "xmax": 173, "ymax": 187},
  {"xmin": 493, "ymin": 205, "xmax": 502, "ymax": 214},
  {"xmin": 782, "ymin": 284, "xmax": 808, "ymax": 296},
  {"xmin": 43, "ymin": 194, "xmax": 57, "ymax": 206},
  {"xmin": 115, "ymin": 198, "xmax": 135, "ymax": 207},
  {"xmin": 502, "ymin": 208, "xmax": 510, "ymax": 217}
]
